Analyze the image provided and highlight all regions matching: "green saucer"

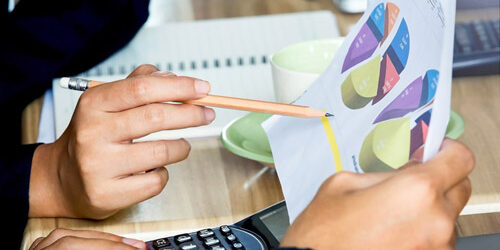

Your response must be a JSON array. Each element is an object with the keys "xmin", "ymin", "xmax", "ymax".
[{"xmin": 220, "ymin": 110, "xmax": 465, "ymax": 165}]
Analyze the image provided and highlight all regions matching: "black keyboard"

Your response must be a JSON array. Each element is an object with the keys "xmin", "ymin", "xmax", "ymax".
[
  {"xmin": 453, "ymin": 18, "xmax": 500, "ymax": 77},
  {"xmin": 146, "ymin": 225, "xmax": 267, "ymax": 250}
]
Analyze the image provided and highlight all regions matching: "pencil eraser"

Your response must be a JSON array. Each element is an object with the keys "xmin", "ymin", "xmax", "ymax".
[{"xmin": 60, "ymin": 77, "xmax": 70, "ymax": 88}]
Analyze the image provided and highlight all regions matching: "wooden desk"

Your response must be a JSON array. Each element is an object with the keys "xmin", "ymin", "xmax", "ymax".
[{"xmin": 20, "ymin": 0, "xmax": 500, "ymax": 248}]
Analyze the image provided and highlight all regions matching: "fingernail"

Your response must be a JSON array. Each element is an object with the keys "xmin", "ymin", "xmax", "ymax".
[
  {"xmin": 151, "ymin": 71, "xmax": 175, "ymax": 77},
  {"xmin": 122, "ymin": 238, "xmax": 147, "ymax": 249},
  {"xmin": 195, "ymin": 79, "xmax": 210, "ymax": 96},
  {"xmin": 204, "ymin": 107, "xmax": 216, "ymax": 123}
]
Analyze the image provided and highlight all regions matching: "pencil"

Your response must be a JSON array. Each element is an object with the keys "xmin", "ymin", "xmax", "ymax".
[{"xmin": 59, "ymin": 77, "xmax": 333, "ymax": 118}]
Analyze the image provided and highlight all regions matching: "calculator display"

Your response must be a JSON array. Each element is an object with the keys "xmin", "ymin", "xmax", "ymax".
[{"xmin": 258, "ymin": 205, "xmax": 290, "ymax": 242}]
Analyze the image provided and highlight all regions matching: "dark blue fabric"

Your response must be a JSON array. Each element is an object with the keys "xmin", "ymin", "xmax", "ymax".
[
  {"xmin": 0, "ymin": 0, "xmax": 149, "ymax": 248},
  {"xmin": 3, "ymin": 143, "xmax": 40, "ymax": 249}
]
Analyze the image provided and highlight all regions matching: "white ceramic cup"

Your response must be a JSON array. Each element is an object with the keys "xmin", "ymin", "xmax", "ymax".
[{"xmin": 271, "ymin": 38, "xmax": 344, "ymax": 104}]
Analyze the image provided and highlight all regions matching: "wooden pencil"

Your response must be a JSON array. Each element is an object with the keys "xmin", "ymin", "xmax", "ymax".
[{"xmin": 59, "ymin": 77, "xmax": 332, "ymax": 118}]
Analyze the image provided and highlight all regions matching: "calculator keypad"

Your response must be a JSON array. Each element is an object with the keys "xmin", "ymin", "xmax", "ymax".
[
  {"xmin": 174, "ymin": 234, "xmax": 193, "ymax": 245},
  {"xmin": 209, "ymin": 246, "xmax": 225, "ymax": 250},
  {"xmin": 179, "ymin": 242, "xmax": 198, "ymax": 250},
  {"xmin": 203, "ymin": 237, "xmax": 220, "ymax": 247},
  {"xmin": 153, "ymin": 238, "xmax": 171, "ymax": 248},
  {"xmin": 146, "ymin": 225, "xmax": 262, "ymax": 250},
  {"xmin": 225, "ymin": 233, "xmax": 237, "ymax": 243},
  {"xmin": 157, "ymin": 247, "xmax": 176, "ymax": 250},
  {"xmin": 219, "ymin": 225, "xmax": 231, "ymax": 235},
  {"xmin": 231, "ymin": 242, "xmax": 245, "ymax": 250},
  {"xmin": 197, "ymin": 229, "xmax": 215, "ymax": 239}
]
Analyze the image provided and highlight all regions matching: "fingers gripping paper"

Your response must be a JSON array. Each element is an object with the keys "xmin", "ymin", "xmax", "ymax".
[{"xmin": 262, "ymin": 0, "xmax": 456, "ymax": 222}]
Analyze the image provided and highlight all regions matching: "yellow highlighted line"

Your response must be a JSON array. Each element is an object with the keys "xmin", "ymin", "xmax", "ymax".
[{"xmin": 321, "ymin": 115, "xmax": 343, "ymax": 172}]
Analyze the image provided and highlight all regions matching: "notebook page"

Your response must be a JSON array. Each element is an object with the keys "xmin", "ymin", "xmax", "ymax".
[{"xmin": 53, "ymin": 11, "xmax": 340, "ymax": 140}]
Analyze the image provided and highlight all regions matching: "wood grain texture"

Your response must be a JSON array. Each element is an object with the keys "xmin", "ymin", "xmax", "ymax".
[
  {"xmin": 190, "ymin": 0, "xmax": 362, "ymax": 36},
  {"xmin": 457, "ymin": 213, "xmax": 500, "ymax": 236},
  {"xmin": 453, "ymin": 76, "xmax": 500, "ymax": 208},
  {"xmin": 21, "ymin": 95, "xmax": 43, "ymax": 145},
  {"xmin": 20, "ymin": 0, "xmax": 500, "ymax": 248}
]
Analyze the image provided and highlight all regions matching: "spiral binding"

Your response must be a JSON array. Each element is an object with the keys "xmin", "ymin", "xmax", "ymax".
[{"xmin": 82, "ymin": 55, "xmax": 270, "ymax": 77}]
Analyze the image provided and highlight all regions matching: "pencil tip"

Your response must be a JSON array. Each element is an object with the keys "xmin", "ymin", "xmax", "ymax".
[{"xmin": 325, "ymin": 113, "xmax": 334, "ymax": 117}]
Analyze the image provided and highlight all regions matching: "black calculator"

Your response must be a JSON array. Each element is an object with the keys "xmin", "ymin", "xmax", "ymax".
[
  {"xmin": 453, "ymin": 18, "xmax": 500, "ymax": 77},
  {"xmin": 144, "ymin": 200, "xmax": 500, "ymax": 249},
  {"xmin": 146, "ymin": 201, "xmax": 289, "ymax": 250},
  {"xmin": 146, "ymin": 225, "xmax": 266, "ymax": 250}
]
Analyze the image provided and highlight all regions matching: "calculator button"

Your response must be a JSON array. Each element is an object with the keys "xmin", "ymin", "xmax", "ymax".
[
  {"xmin": 157, "ymin": 247, "xmax": 175, "ymax": 250},
  {"xmin": 174, "ymin": 234, "xmax": 193, "ymax": 244},
  {"xmin": 226, "ymin": 233, "xmax": 237, "ymax": 243},
  {"xmin": 203, "ymin": 237, "xmax": 220, "ymax": 247},
  {"xmin": 231, "ymin": 242, "xmax": 245, "ymax": 250},
  {"xmin": 210, "ymin": 245, "xmax": 226, "ymax": 250},
  {"xmin": 197, "ymin": 229, "xmax": 215, "ymax": 238},
  {"xmin": 152, "ymin": 238, "xmax": 170, "ymax": 248},
  {"xmin": 179, "ymin": 242, "xmax": 198, "ymax": 250},
  {"xmin": 219, "ymin": 225, "xmax": 231, "ymax": 235}
]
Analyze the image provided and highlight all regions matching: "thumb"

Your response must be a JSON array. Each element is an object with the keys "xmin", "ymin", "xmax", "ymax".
[{"xmin": 323, "ymin": 171, "xmax": 398, "ymax": 194}]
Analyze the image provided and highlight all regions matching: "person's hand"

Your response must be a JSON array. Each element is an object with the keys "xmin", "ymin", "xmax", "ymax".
[
  {"xmin": 29, "ymin": 228, "xmax": 146, "ymax": 250},
  {"xmin": 29, "ymin": 64, "xmax": 215, "ymax": 219},
  {"xmin": 281, "ymin": 139, "xmax": 474, "ymax": 250}
]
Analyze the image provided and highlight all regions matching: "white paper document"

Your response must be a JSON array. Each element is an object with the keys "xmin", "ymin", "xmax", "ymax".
[{"xmin": 263, "ymin": 0, "xmax": 456, "ymax": 222}]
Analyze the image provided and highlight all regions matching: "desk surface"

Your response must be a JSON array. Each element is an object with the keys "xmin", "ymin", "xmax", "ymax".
[{"xmin": 20, "ymin": 0, "xmax": 500, "ymax": 248}]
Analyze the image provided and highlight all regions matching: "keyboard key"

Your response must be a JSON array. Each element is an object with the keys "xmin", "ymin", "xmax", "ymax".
[
  {"xmin": 226, "ymin": 233, "xmax": 237, "ymax": 243},
  {"xmin": 485, "ymin": 21, "xmax": 500, "ymax": 48},
  {"xmin": 453, "ymin": 18, "xmax": 500, "ymax": 76},
  {"xmin": 152, "ymin": 238, "xmax": 170, "ymax": 248},
  {"xmin": 197, "ymin": 229, "xmax": 215, "ymax": 239},
  {"xmin": 210, "ymin": 245, "xmax": 226, "ymax": 250},
  {"xmin": 232, "ymin": 242, "xmax": 245, "ymax": 250},
  {"xmin": 158, "ymin": 247, "xmax": 175, "ymax": 250},
  {"xmin": 203, "ymin": 237, "xmax": 220, "ymax": 247},
  {"xmin": 174, "ymin": 234, "xmax": 193, "ymax": 244},
  {"xmin": 492, "ymin": 20, "xmax": 500, "ymax": 39},
  {"xmin": 220, "ymin": 225, "xmax": 232, "ymax": 235},
  {"xmin": 179, "ymin": 242, "xmax": 198, "ymax": 250}
]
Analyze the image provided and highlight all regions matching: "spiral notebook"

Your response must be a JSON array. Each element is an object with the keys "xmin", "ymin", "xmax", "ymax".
[{"xmin": 52, "ymin": 11, "xmax": 340, "ymax": 140}]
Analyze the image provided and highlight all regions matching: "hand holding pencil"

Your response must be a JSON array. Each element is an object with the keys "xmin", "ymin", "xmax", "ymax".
[
  {"xmin": 30, "ymin": 65, "xmax": 217, "ymax": 220},
  {"xmin": 60, "ymin": 76, "xmax": 332, "ymax": 118}
]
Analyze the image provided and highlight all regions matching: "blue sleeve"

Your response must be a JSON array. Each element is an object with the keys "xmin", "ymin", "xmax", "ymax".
[
  {"xmin": 3, "ymin": 144, "xmax": 41, "ymax": 249},
  {"xmin": 0, "ymin": 0, "xmax": 150, "ymax": 104},
  {"xmin": 0, "ymin": 0, "xmax": 150, "ymax": 248}
]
